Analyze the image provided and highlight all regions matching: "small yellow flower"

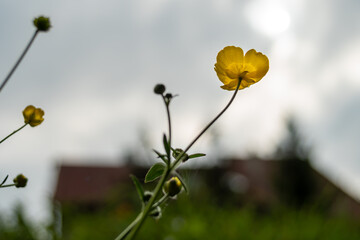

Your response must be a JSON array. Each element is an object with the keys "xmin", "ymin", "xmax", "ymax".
[
  {"xmin": 23, "ymin": 105, "xmax": 45, "ymax": 127},
  {"xmin": 214, "ymin": 46, "xmax": 269, "ymax": 90}
]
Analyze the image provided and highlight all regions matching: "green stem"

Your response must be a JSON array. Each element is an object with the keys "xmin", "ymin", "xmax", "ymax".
[
  {"xmin": 124, "ymin": 167, "xmax": 171, "ymax": 240},
  {"xmin": 172, "ymin": 78, "xmax": 242, "ymax": 168},
  {"xmin": 116, "ymin": 94, "xmax": 173, "ymax": 240},
  {"xmin": 152, "ymin": 194, "xmax": 169, "ymax": 209},
  {"xmin": 162, "ymin": 95, "xmax": 172, "ymax": 165},
  {"xmin": 0, "ymin": 123, "xmax": 27, "ymax": 144},
  {"xmin": 0, "ymin": 184, "xmax": 16, "ymax": 188},
  {"xmin": 114, "ymin": 213, "xmax": 142, "ymax": 240},
  {"xmin": 0, "ymin": 30, "xmax": 39, "ymax": 93},
  {"xmin": 121, "ymin": 78, "xmax": 242, "ymax": 240}
]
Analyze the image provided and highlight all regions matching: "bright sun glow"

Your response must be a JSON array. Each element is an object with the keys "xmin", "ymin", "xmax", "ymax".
[{"xmin": 245, "ymin": 1, "xmax": 291, "ymax": 37}]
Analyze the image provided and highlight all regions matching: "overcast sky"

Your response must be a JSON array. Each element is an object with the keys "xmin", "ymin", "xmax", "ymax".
[{"xmin": 1, "ymin": 0, "xmax": 360, "ymax": 222}]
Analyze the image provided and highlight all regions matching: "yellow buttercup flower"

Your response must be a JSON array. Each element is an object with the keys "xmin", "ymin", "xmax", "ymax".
[
  {"xmin": 23, "ymin": 105, "xmax": 45, "ymax": 127},
  {"xmin": 214, "ymin": 46, "xmax": 269, "ymax": 90}
]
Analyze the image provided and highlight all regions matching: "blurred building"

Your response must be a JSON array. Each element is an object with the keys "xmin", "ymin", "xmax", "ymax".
[{"xmin": 53, "ymin": 158, "xmax": 360, "ymax": 219}]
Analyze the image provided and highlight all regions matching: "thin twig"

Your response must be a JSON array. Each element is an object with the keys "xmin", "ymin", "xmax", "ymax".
[
  {"xmin": 0, "ymin": 123, "xmax": 27, "ymax": 144},
  {"xmin": 0, "ymin": 30, "xmax": 39, "ymax": 93}
]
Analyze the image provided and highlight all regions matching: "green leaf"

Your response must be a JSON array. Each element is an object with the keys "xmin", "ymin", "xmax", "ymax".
[
  {"xmin": 130, "ymin": 175, "xmax": 144, "ymax": 202},
  {"xmin": 153, "ymin": 149, "xmax": 168, "ymax": 163},
  {"xmin": 163, "ymin": 134, "xmax": 170, "ymax": 157},
  {"xmin": 145, "ymin": 163, "xmax": 166, "ymax": 183},
  {"xmin": 174, "ymin": 172, "xmax": 188, "ymax": 193},
  {"xmin": 188, "ymin": 153, "xmax": 206, "ymax": 159},
  {"xmin": 0, "ymin": 175, "xmax": 8, "ymax": 186}
]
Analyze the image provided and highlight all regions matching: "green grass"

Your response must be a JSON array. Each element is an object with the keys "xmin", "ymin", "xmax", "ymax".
[{"xmin": 2, "ymin": 197, "xmax": 360, "ymax": 240}]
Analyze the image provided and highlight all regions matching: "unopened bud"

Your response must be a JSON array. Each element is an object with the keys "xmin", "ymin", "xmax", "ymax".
[
  {"xmin": 33, "ymin": 16, "xmax": 51, "ymax": 32},
  {"xmin": 163, "ymin": 177, "xmax": 182, "ymax": 197},
  {"xmin": 165, "ymin": 93, "xmax": 172, "ymax": 99},
  {"xmin": 13, "ymin": 174, "xmax": 28, "ymax": 188},
  {"xmin": 172, "ymin": 148, "xmax": 189, "ymax": 162},
  {"xmin": 154, "ymin": 84, "xmax": 166, "ymax": 95},
  {"xmin": 149, "ymin": 206, "xmax": 162, "ymax": 219},
  {"xmin": 143, "ymin": 191, "xmax": 153, "ymax": 203}
]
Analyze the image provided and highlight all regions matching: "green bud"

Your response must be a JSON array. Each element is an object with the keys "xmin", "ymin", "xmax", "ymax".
[
  {"xmin": 163, "ymin": 177, "xmax": 182, "ymax": 197},
  {"xmin": 165, "ymin": 93, "xmax": 172, "ymax": 99},
  {"xmin": 33, "ymin": 16, "xmax": 51, "ymax": 32},
  {"xmin": 143, "ymin": 191, "xmax": 153, "ymax": 203},
  {"xmin": 172, "ymin": 148, "xmax": 189, "ymax": 162},
  {"xmin": 154, "ymin": 84, "xmax": 166, "ymax": 95},
  {"xmin": 13, "ymin": 174, "xmax": 28, "ymax": 188},
  {"xmin": 149, "ymin": 206, "xmax": 162, "ymax": 219}
]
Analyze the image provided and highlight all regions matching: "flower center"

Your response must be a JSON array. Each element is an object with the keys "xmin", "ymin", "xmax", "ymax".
[{"xmin": 225, "ymin": 63, "xmax": 245, "ymax": 79}]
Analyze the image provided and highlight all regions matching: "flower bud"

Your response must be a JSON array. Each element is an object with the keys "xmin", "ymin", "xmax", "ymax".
[
  {"xmin": 143, "ymin": 191, "xmax": 153, "ymax": 203},
  {"xmin": 163, "ymin": 177, "xmax": 182, "ymax": 197},
  {"xmin": 154, "ymin": 84, "xmax": 166, "ymax": 95},
  {"xmin": 149, "ymin": 206, "xmax": 162, "ymax": 220},
  {"xmin": 172, "ymin": 148, "xmax": 189, "ymax": 162},
  {"xmin": 23, "ymin": 105, "xmax": 45, "ymax": 127},
  {"xmin": 13, "ymin": 174, "xmax": 28, "ymax": 188},
  {"xmin": 33, "ymin": 16, "xmax": 51, "ymax": 32},
  {"xmin": 164, "ymin": 93, "xmax": 172, "ymax": 99}
]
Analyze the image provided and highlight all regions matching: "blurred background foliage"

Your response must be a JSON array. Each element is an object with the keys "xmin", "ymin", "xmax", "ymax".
[
  {"xmin": 1, "ymin": 196, "xmax": 360, "ymax": 240},
  {"xmin": 1, "ymin": 118, "xmax": 360, "ymax": 240}
]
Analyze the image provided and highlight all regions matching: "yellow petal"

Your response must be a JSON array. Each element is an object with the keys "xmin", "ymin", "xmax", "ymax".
[
  {"xmin": 23, "ymin": 105, "xmax": 36, "ymax": 124},
  {"xmin": 221, "ymin": 78, "xmax": 256, "ymax": 90},
  {"xmin": 216, "ymin": 46, "xmax": 244, "ymax": 69},
  {"xmin": 220, "ymin": 79, "xmax": 239, "ymax": 90},
  {"xmin": 215, "ymin": 46, "xmax": 269, "ymax": 91},
  {"xmin": 29, "ymin": 108, "xmax": 44, "ymax": 127},
  {"xmin": 244, "ymin": 49, "xmax": 269, "ymax": 81},
  {"xmin": 22, "ymin": 105, "xmax": 44, "ymax": 127},
  {"xmin": 215, "ymin": 65, "xmax": 231, "ymax": 85},
  {"xmin": 240, "ymin": 78, "xmax": 256, "ymax": 89}
]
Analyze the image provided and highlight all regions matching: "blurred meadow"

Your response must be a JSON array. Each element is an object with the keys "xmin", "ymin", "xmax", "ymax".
[{"xmin": 1, "ymin": 0, "xmax": 360, "ymax": 239}]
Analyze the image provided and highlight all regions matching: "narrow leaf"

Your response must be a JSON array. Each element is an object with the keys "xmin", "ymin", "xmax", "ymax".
[
  {"xmin": 153, "ymin": 149, "xmax": 168, "ymax": 163},
  {"xmin": 188, "ymin": 153, "xmax": 206, "ymax": 159},
  {"xmin": 145, "ymin": 163, "xmax": 166, "ymax": 183},
  {"xmin": 130, "ymin": 175, "xmax": 144, "ymax": 202},
  {"xmin": 1, "ymin": 175, "xmax": 9, "ymax": 186},
  {"xmin": 163, "ymin": 134, "xmax": 170, "ymax": 157},
  {"xmin": 174, "ymin": 172, "xmax": 188, "ymax": 193}
]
